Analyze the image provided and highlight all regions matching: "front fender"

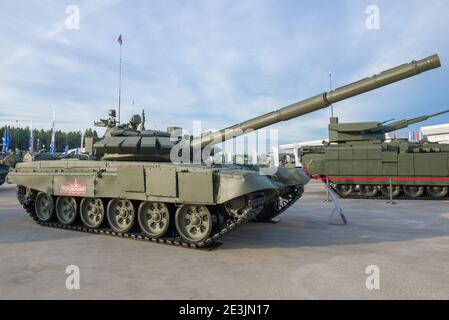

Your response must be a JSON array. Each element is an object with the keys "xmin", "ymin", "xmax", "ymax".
[
  {"xmin": 270, "ymin": 167, "xmax": 310, "ymax": 187},
  {"xmin": 215, "ymin": 170, "xmax": 277, "ymax": 204}
]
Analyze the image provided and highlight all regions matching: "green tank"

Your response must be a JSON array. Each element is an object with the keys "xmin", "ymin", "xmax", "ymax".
[
  {"xmin": 0, "ymin": 160, "xmax": 8, "ymax": 186},
  {"xmin": 300, "ymin": 109, "xmax": 449, "ymax": 199},
  {"xmin": 7, "ymin": 54, "xmax": 441, "ymax": 248},
  {"xmin": 22, "ymin": 150, "xmax": 91, "ymax": 162}
]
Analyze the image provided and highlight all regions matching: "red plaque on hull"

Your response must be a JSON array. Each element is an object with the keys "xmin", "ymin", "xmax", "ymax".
[{"xmin": 60, "ymin": 181, "xmax": 87, "ymax": 196}]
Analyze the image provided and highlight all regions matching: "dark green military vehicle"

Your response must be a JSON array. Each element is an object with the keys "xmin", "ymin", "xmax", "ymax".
[
  {"xmin": 301, "ymin": 109, "xmax": 449, "ymax": 199},
  {"xmin": 0, "ymin": 159, "xmax": 8, "ymax": 186},
  {"xmin": 0, "ymin": 153, "xmax": 22, "ymax": 186},
  {"xmin": 7, "ymin": 54, "xmax": 441, "ymax": 248}
]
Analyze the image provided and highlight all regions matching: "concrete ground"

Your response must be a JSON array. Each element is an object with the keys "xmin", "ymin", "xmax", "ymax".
[{"xmin": 0, "ymin": 181, "xmax": 448, "ymax": 299}]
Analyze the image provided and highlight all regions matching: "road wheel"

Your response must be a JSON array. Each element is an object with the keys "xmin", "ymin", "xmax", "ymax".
[
  {"xmin": 403, "ymin": 186, "xmax": 424, "ymax": 198},
  {"xmin": 35, "ymin": 192, "xmax": 54, "ymax": 222},
  {"xmin": 426, "ymin": 186, "xmax": 448, "ymax": 198},
  {"xmin": 335, "ymin": 184, "xmax": 353, "ymax": 196},
  {"xmin": 175, "ymin": 205, "xmax": 213, "ymax": 244},
  {"xmin": 56, "ymin": 197, "xmax": 78, "ymax": 226},
  {"xmin": 138, "ymin": 201, "xmax": 170, "ymax": 238},
  {"xmin": 380, "ymin": 185, "xmax": 401, "ymax": 198},
  {"xmin": 107, "ymin": 199, "xmax": 135, "ymax": 233},
  {"xmin": 359, "ymin": 185, "xmax": 378, "ymax": 197},
  {"xmin": 80, "ymin": 198, "xmax": 105, "ymax": 228}
]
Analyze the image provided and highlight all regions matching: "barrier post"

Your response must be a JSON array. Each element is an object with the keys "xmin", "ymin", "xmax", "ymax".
[
  {"xmin": 325, "ymin": 183, "xmax": 348, "ymax": 225},
  {"xmin": 325, "ymin": 177, "xmax": 330, "ymax": 202},
  {"xmin": 386, "ymin": 178, "xmax": 397, "ymax": 205}
]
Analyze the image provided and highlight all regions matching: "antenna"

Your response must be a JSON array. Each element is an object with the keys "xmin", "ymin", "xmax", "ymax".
[
  {"xmin": 381, "ymin": 118, "xmax": 395, "ymax": 124},
  {"xmin": 141, "ymin": 109, "xmax": 146, "ymax": 131},
  {"xmin": 117, "ymin": 34, "xmax": 123, "ymax": 123}
]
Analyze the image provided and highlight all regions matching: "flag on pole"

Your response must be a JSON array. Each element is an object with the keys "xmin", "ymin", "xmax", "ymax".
[
  {"xmin": 5, "ymin": 130, "xmax": 10, "ymax": 153},
  {"xmin": 3, "ymin": 128, "xmax": 11, "ymax": 153},
  {"xmin": 28, "ymin": 121, "xmax": 33, "ymax": 154},
  {"xmin": 49, "ymin": 110, "xmax": 56, "ymax": 156},
  {"xmin": 117, "ymin": 34, "xmax": 123, "ymax": 46},
  {"xmin": 1, "ymin": 128, "xmax": 5, "ymax": 153}
]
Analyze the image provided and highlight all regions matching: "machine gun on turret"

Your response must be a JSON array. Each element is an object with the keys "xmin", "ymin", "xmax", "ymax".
[
  {"xmin": 141, "ymin": 109, "xmax": 146, "ymax": 131},
  {"xmin": 94, "ymin": 109, "xmax": 118, "ymax": 129}
]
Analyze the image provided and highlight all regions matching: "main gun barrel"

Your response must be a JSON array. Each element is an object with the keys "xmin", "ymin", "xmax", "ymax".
[
  {"xmin": 191, "ymin": 54, "xmax": 441, "ymax": 149},
  {"xmin": 384, "ymin": 108, "xmax": 449, "ymax": 131}
]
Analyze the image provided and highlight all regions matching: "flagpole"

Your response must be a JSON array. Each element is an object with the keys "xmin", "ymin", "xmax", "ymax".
[
  {"xmin": 50, "ymin": 108, "xmax": 56, "ymax": 157},
  {"xmin": 118, "ymin": 41, "xmax": 122, "ymax": 124}
]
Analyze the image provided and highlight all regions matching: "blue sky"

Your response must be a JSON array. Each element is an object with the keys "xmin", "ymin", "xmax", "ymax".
[{"xmin": 1, "ymin": 0, "xmax": 449, "ymax": 144}]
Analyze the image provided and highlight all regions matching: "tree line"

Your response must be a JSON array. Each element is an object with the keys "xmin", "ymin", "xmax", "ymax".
[{"xmin": 1, "ymin": 126, "xmax": 100, "ymax": 152}]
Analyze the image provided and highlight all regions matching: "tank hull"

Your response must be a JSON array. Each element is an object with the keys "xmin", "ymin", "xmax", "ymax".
[
  {"xmin": 301, "ymin": 141, "xmax": 449, "ymax": 199},
  {"xmin": 8, "ymin": 160, "xmax": 308, "ymax": 248}
]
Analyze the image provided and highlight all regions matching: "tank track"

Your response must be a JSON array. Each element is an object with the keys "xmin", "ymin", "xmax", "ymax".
[
  {"xmin": 18, "ymin": 187, "xmax": 302, "ymax": 250},
  {"xmin": 255, "ymin": 186, "xmax": 304, "ymax": 222},
  {"xmin": 276, "ymin": 187, "xmax": 304, "ymax": 216},
  {"xmin": 256, "ymin": 186, "xmax": 304, "ymax": 221},
  {"xmin": 328, "ymin": 184, "xmax": 449, "ymax": 201}
]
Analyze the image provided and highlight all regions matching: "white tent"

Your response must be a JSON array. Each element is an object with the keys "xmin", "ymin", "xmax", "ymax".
[{"xmin": 421, "ymin": 123, "xmax": 449, "ymax": 144}]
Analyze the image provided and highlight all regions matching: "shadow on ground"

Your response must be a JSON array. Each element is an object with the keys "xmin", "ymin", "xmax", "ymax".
[
  {"xmin": 220, "ymin": 185, "xmax": 449, "ymax": 250},
  {"xmin": 2, "ymin": 182, "xmax": 449, "ymax": 249}
]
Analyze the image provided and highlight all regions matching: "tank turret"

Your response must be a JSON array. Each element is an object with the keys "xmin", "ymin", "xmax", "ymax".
[
  {"xmin": 328, "ymin": 108, "xmax": 449, "ymax": 143},
  {"xmin": 93, "ymin": 54, "xmax": 441, "ymax": 161},
  {"xmin": 300, "ymin": 107, "xmax": 449, "ymax": 200}
]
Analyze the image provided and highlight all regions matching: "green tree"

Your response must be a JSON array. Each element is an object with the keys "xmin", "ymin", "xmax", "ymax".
[{"xmin": 0, "ymin": 126, "xmax": 87, "ymax": 152}]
